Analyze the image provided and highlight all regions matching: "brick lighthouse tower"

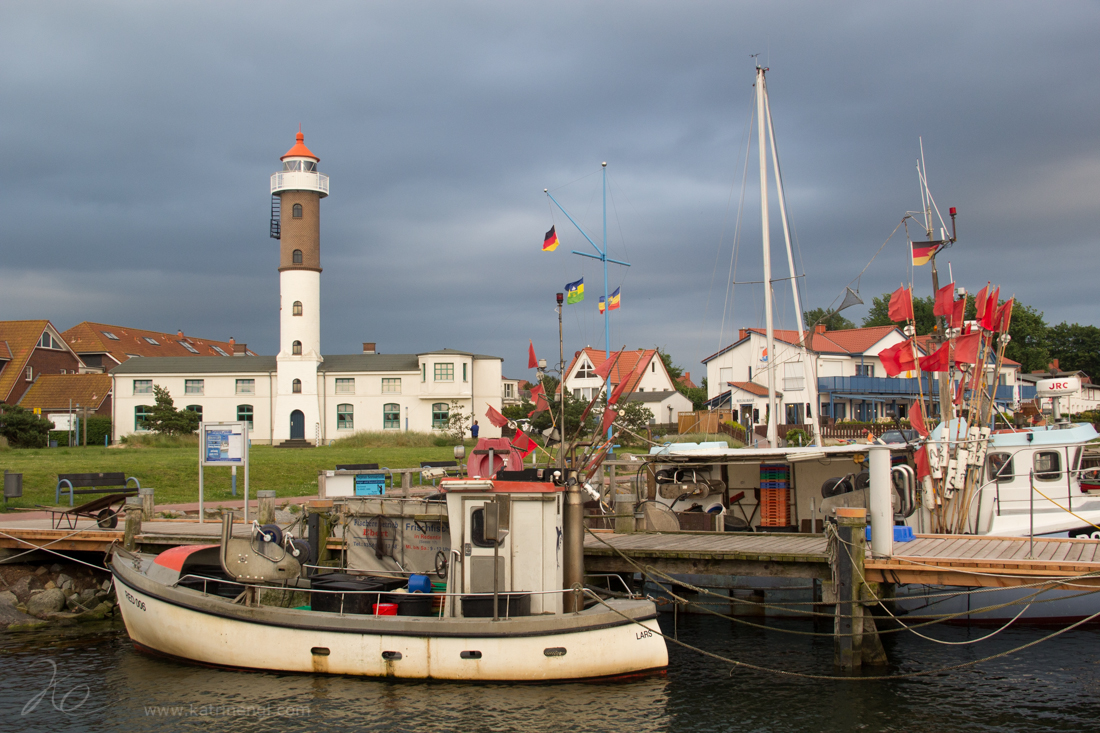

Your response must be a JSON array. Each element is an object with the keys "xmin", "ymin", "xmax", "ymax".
[{"xmin": 270, "ymin": 131, "xmax": 328, "ymax": 443}]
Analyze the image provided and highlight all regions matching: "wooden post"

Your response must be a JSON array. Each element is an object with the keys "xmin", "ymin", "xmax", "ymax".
[
  {"xmin": 122, "ymin": 498, "xmax": 143, "ymax": 552},
  {"xmin": 139, "ymin": 487, "xmax": 155, "ymax": 519},
  {"xmin": 833, "ymin": 507, "xmax": 866, "ymax": 670},
  {"xmin": 257, "ymin": 490, "xmax": 276, "ymax": 525},
  {"xmin": 308, "ymin": 499, "xmax": 334, "ymax": 566},
  {"xmin": 401, "ymin": 469, "xmax": 412, "ymax": 497}
]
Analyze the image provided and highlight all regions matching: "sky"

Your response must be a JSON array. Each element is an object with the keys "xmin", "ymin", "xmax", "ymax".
[{"xmin": 3, "ymin": 2, "xmax": 1098, "ymax": 383}]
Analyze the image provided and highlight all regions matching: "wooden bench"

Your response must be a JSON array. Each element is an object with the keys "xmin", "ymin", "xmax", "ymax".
[{"xmin": 56, "ymin": 472, "xmax": 142, "ymax": 506}]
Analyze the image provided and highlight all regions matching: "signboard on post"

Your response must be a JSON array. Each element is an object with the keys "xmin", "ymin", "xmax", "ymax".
[{"xmin": 198, "ymin": 422, "xmax": 250, "ymax": 524}]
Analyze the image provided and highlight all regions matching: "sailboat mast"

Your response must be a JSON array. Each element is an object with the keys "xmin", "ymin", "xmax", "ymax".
[
  {"xmin": 919, "ymin": 140, "xmax": 953, "ymax": 422},
  {"xmin": 763, "ymin": 76, "xmax": 821, "ymax": 445},
  {"xmin": 756, "ymin": 65, "xmax": 778, "ymax": 447}
]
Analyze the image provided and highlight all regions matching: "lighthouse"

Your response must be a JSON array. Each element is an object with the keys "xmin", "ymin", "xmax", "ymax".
[{"xmin": 271, "ymin": 131, "xmax": 328, "ymax": 442}]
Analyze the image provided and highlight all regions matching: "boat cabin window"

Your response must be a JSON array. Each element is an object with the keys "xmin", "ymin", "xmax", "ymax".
[
  {"xmin": 1034, "ymin": 451, "xmax": 1062, "ymax": 481},
  {"xmin": 470, "ymin": 507, "xmax": 500, "ymax": 548},
  {"xmin": 987, "ymin": 453, "xmax": 1014, "ymax": 482}
]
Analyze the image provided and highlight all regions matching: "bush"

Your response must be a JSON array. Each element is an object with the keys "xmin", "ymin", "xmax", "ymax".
[
  {"xmin": 120, "ymin": 433, "xmax": 200, "ymax": 449},
  {"xmin": 0, "ymin": 404, "xmax": 53, "ymax": 448},
  {"xmin": 723, "ymin": 419, "xmax": 746, "ymax": 431},
  {"xmin": 48, "ymin": 416, "xmax": 112, "ymax": 447},
  {"xmin": 785, "ymin": 428, "xmax": 809, "ymax": 447},
  {"xmin": 330, "ymin": 431, "xmax": 439, "ymax": 448}
]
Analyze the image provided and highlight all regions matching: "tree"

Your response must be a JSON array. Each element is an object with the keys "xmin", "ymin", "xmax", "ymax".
[
  {"xmin": 445, "ymin": 400, "xmax": 471, "ymax": 443},
  {"xmin": 1002, "ymin": 300, "xmax": 1049, "ymax": 374},
  {"xmin": 862, "ymin": 293, "xmax": 937, "ymax": 335},
  {"xmin": 804, "ymin": 307, "xmax": 855, "ymax": 332},
  {"xmin": 657, "ymin": 348, "xmax": 707, "ymax": 410},
  {"xmin": 146, "ymin": 386, "xmax": 200, "ymax": 435},
  {"xmin": 0, "ymin": 404, "xmax": 52, "ymax": 448},
  {"xmin": 1047, "ymin": 322, "xmax": 1100, "ymax": 378},
  {"xmin": 602, "ymin": 400, "xmax": 653, "ymax": 446},
  {"xmin": 656, "ymin": 348, "xmax": 683, "ymax": 381}
]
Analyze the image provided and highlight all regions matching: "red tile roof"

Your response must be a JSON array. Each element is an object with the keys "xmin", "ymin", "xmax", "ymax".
[
  {"xmin": 18, "ymin": 373, "xmax": 111, "ymax": 412},
  {"xmin": 62, "ymin": 322, "xmax": 252, "ymax": 363},
  {"xmin": 677, "ymin": 372, "xmax": 697, "ymax": 389},
  {"xmin": 562, "ymin": 347, "xmax": 659, "ymax": 394},
  {"xmin": 0, "ymin": 320, "xmax": 51, "ymax": 404}
]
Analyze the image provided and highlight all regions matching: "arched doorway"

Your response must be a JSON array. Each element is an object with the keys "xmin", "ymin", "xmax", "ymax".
[{"xmin": 290, "ymin": 410, "xmax": 305, "ymax": 440}]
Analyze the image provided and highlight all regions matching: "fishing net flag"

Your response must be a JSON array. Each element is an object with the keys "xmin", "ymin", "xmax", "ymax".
[
  {"xmin": 565, "ymin": 277, "xmax": 584, "ymax": 304},
  {"xmin": 950, "ymin": 296, "xmax": 966, "ymax": 330},
  {"xmin": 542, "ymin": 225, "xmax": 559, "ymax": 252},
  {"xmin": 511, "ymin": 429, "xmax": 537, "ymax": 458},
  {"xmin": 595, "ymin": 348, "xmax": 624, "ymax": 381},
  {"xmin": 914, "ymin": 444, "xmax": 932, "ymax": 480},
  {"xmin": 878, "ymin": 338, "xmax": 917, "ymax": 377},
  {"xmin": 933, "ymin": 282, "xmax": 955, "ymax": 317},
  {"xmin": 527, "ymin": 383, "xmax": 550, "ymax": 417},
  {"xmin": 980, "ymin": 287, "xmax": 1000, "ymax": 331},
  {"xmin": 953, "ymin": 332, "xmax": 982, "ymax": 366},
  {"xmin": 485, "ymin": 404, "xmax": 509, "ymax": 428},
  {"xmin": 888, "ymin": 285, "xmax": 914, "ymax": 322},
  {"xmin": 973, "ymin": 284, "xmax": 990, "ymax": 322},
  {"xmin": 997, "ymin": 297, "xmax": 1015, "ymax": 333},
  {"xmin": 911, "ymin": 241, "xmax": 941, "ymax": 266},
  {"xmin": 598, "ymin": 407, "xmax": 618, "ymax": 437}
]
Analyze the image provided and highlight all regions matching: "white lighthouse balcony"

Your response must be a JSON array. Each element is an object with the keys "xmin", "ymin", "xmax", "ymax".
[{"xmin": 271, "ymin": 171, "xmax": 330, "ymax": 196}]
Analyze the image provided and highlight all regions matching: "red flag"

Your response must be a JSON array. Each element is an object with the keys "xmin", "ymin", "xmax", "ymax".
[
  {"xmin": 528, "ymin": 341, "xmax": 538, "ymax": 369},
  {"xmin": 888, "ymin": 286, "xmax": 914, "ymax": 322},
  {"xmin": 950, "ymin": 297, "xmax": 966, "ymax": 329},
  {"xmin": 528, "ymin": 394, "xmax": 549, "ymax": 418},
  {"xmin": 953, "ymin": 332, "xmax": 981, "ymax": 366},
  {"xmin": 511, "ymin": 429, "xmax": 536, "ymax": 458},
  {"xmin": 980, "ymin": 287, "xmax": 1000, "ymax": 331},
  {"xmin": 933, "ymin": 283, "xmax": 955, "ymax": 317},
  {"xmin": 919, "ymin": 342, "xmax": 951, "ymax": 372},
  {"xmin": 485, "ymin": 404, "xmax": 509, "ymax": 428},
  {"xmin": 598, "ymin": 408, "xmax": 618, "ymax": 436},
  {"xmin": 608, "ymin": 356, "xmax": 648, "ymax": 405},
  {"xmin": 954, "ymin": 374, "xmax": 967, "ymax": 405},
  {"xmin": 974, "ymin": 284, "xmax": 990, "ymax": 321},
  {"xmin": 909, "ymin": 401, "xmax": 928, "ymax": 437},
  {"xmin": 595, "ymin": 349, "xmax": 623, "ymax": 381},
  {"xmin": 997, "ymin": 297, "xmax": 1014, "ymax": 333},
  {"xmin": 914, "ymin": 445, "xmax": 932, "ymax": 480},
  {"xmin": 878, "ymin": 339, "xmax": 916, "ymax": 377}
]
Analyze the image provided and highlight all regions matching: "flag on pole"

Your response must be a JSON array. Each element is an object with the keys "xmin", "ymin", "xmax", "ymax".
[
  {"xmin": 888, "ymin": 286, "xmax": 915, "ymax": 322},
  {"xmin": 595, "ymin": 349, "xmax": 624, "ymax": 381},
  {"xmin": 542, "ymin": 226, "xmax": 559, "ymax": 252},
  {"xmin": 598, "ymin": 408, "xmax": 618, "ymax": 437},
  {"xmin": 485, "ymin": 404, "xmax": 509, "ymax": 428},
  {"xmin": 974, "ymin": 284, "xmax": 990, "ymax": 322},
  {"xmin": 953, "ymin": 332, "xmax": 981, "ymax": 366},
  {"xmin": 980, "ymin": 287, "xmax": 1000, "ymax": 331},
  {"xmin": 911, "ymin": 242, "xmax": 941, "ymax": 266},
  {"xmin": 878, "ymin": 339, "xmax": 917, "ymax": 377},
  {"xmin": 919, "ymin": 342, "xmax": 951, "ymax": 372},
  {"xmin": 997, "ymin": 297, "xmax": 1014, "ymax": 333},
  {"xmin": 599, "ymin": 287, "xmax": 621, "ymax": 312},
  {"xmin": 565, "ymin": 278, "xmax": 584, "ymax": 304},
  {"xmin": 914, "ymin": 445, "xmax": 932, "ymax": 480},
  {"xmin": 512, "ymin": 429, "xmax": 536, "ymax": 458},
  {"xmin": 527, "ymin": 340, "xmax": 538, "ymax": 369},
  {"xmin": 910, "ymin": 401, "xmax": 929, "ymax": 437},
  {"xmin": 933, "ymin": 283, "xmax": 955, "ymax": 317},
  {"xmin": 950, "ymin": 297, "xmax": 966, "ymax": 329}
]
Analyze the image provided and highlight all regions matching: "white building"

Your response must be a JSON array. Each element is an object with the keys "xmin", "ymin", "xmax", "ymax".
[
  {"xmin": 561, "ymin": 347, "xmax": 692, "ymax": 419},
  {"xmin": 110, "ymin": 132, "xmax": 503, "ymax": 444}
]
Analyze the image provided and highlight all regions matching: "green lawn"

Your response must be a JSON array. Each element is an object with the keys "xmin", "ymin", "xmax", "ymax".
[{"xmin": 0, "ymin": 443, "xmax": 477, "ymax": 510}]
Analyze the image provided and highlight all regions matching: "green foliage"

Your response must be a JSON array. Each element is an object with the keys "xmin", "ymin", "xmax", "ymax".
[
  {"xmin": 862, "ymin": 293, "xmax": 937, "ymax": 335},
  {"xmin": 444, "ymin": 400, "xmax": 470, "ymax": 444},
  {"xmin": 607, "ymin": 400, "xmax": 654, "ymax": 446},
  {"xmin": 147, "ymin": 386, "xmax": 200, "ymax": 435},
  {"xmin": 330, "ymin": 431, "xmax": 440, "ymax": 448},
  {"xmin": 49, "ymin": 416, "xmax": 112, "ymax": 447},
  {"xmin": 1046, "ymin": 322, "xmax": 1100, "ymax": 377},
  {"xmin": 0, "ymin": 404, "xmax": 53, "ymax": 448},
  {"xmin": 120, "ymin": 433, "xmax": 200, "ymax": 448},
  {"xmin": 804, "ymin": 307, "xmax": 855, "ymax": 332},
  {"xmin": 785, "ymin": 428, "xmax": 809, "ymax": 446},
  {"xmin": 1002, "ymin": 301, "xmax": 1049, "ymax": 373},
  {"xmin": 657, "ymin": 347, "xmax": 708, "ymax": 410},
  {"xmin": 723, "ymin": 419, "xmax": 746, "ymax": 431},
  {"xmin": 663, "ymin": 433, "xmax": 740, "ymax": 448},
  {"xmin": 656, "ymin": 348, "xmax": 683, "ymax": 381}
]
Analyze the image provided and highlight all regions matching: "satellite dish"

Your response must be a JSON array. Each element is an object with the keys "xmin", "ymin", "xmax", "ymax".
[{"xmin": 640, "ymin": 502, "xmax": 679, "ymax": 532}]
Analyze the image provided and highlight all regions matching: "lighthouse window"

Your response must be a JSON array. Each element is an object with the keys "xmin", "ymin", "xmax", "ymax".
[
  {"xmin": 292, "ymin": 204, "xmax": 303, "ymax": 218},
  {"xmin": 292, "ymin": 379, "xmax": 302, "ymax": 394},
  {"xmin": 293, "ymin": 250, "xmax": 303, "ymax": 264},
  {"xmin": 293, "ymin": 301, "xmax": 303, "ymax": 316},
  {"xmin": 283, "ymin": 160, "xmax": 301, "ymax": 171},
  {"xmin": 292, "ymin": 341, "xmax": 302, "ymax": 355}
]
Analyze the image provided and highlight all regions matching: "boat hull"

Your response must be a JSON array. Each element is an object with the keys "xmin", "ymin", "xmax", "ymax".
[{"xmin": 111, "ymin": 560, "xmax": 667, "ymax": 682}]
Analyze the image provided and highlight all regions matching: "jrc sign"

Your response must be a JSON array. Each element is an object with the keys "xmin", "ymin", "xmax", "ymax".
[{"xmin": 1036, "ymin": 377, "xmax": 1081, "ymax": 396}]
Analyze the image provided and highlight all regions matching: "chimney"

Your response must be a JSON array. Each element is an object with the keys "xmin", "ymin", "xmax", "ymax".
[
  {"xmin": 1050, "ymin": 359, "xmax": 1060, "ymax": 373},
  {"xmin": 815, "ymin": 323, "xmax": 827, "ymax": 334},
  {"xmin": 177, "ymin": 330, "xmax": 184, "ymax": 338},
  {"xmin": 233, "ymin": 343, "xmax": 247, "ymax": 356},
  {"xmin": 363, "ymin": 342, "xmax": 376, "ymax": 354},
  {"xmin": 228, "ymin": 338, "xmax": 235, "ymax": 352},
  {"xmin": 739, "ymin": 328, "xmax": 748, "ymax": 341}
]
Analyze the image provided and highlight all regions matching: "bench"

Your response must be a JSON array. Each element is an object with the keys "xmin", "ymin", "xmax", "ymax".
[
  {"xmin": 56, "ymin": 472, "xmax": 142, "ymax": 506},
  {"xmin": 420, "ymin": 460, "xmax": 460, "ymax": 485}
]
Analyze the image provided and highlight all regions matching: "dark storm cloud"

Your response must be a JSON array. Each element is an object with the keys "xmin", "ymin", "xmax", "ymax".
[{"xmin": 2, "ymin": 1, "xmax": 1098, "ymax": 378}]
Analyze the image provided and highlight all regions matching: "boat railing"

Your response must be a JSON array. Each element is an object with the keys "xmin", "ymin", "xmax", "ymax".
[{"xmin": 171, "ymin": 573, "xmax": 596, "ymax": 619}]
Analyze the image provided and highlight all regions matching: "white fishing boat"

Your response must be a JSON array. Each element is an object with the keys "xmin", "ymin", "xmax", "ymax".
[{"xmin": 110, "ymin": 474, "xmax": 667, "ymax": 681}]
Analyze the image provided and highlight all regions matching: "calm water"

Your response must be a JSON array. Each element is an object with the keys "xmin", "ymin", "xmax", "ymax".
[{"xmin": 2, "ymin": 615, "xmax": 1098, "ymax": 732}]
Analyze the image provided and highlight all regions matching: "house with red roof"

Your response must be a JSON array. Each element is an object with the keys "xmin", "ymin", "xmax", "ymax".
[
  {"xmin": 0, "ymin": 320, "xmax": 91, "ymax": 407},
  {"xmin": 561, "ymin": 348, "xmax": 692, "ymax": 423}
]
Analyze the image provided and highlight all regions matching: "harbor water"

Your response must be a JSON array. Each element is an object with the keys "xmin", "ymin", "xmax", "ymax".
[{"xmin": 1, "ymin": 614, "xmax": 1097, "ymax": 732}]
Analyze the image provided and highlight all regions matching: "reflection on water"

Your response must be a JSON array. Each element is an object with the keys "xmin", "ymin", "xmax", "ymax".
[{"xmin": 2, "ymin": 614, "xmax": 1099, "ymax": 733}]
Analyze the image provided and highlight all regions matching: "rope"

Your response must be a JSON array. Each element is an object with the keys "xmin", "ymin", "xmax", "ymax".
[{"xmin": 1029, "ymin": 483, "xmax": 1100, "ymax": 533}]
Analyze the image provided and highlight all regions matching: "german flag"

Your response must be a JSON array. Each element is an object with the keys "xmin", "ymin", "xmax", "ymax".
[
  {"xmin": 911, "ymin": 241, "xmax": 941, "ymax": 266},
  {"xmin": 543, "ymin": 226, "xmax": 559, "ymax": 252}
]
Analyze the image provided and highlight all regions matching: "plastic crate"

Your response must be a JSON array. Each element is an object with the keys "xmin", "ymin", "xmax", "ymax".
[
  {"xmin": 759, "ymin": 488, "xmax": 790, "ymax": 527},
  {"xmin": 864, "ymin": 525, "xmax": 915, "ymax": 542}
]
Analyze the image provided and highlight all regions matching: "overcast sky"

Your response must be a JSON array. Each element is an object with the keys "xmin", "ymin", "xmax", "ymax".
[{"xmin": 3, "ymin": 2, "xmax": 1098, "ymax": 381}]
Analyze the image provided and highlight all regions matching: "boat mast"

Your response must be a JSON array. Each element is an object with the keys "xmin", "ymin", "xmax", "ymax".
[
  {"xmin": 756, "ymin": 65, "xmax": 778, "ymax": 447},
  {"xmin": 919, "ymin": 140, "xmax": 953, "ymax": 422},
  {"xmin": 763, "ymin": 73, "xmax": 821, "ymax": 445}
]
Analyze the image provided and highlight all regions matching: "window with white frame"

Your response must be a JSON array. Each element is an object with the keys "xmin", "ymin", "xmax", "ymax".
[
  {"xmin": 144, "ymin": 337, "xmax": 159, "ymax": 346},
  {"xmin": 185, "ymin": 379, "xmax": 204, "ymax": 394},
  {"xmin": 337, "ymin": 404, "xmax": 353, "ymax": 430},
  {"xmin": 383, "ymin": 403, "xmax": 400, "ymax": 429},
  {"xmin": 236, "ymin": 379, "xmax": 255, "ymax": 395},
  {"xmin": 503, "ymin": 383, "xmax": 514, "ymax": 399},
  {"xmin": 38, "ymin": 332, "xmax": 63, "ymax": 349},
  {"xmin": 25, "ymin": 366, "xmax": 32, "ymax": 381},
  {"xmin": 382, "ymin": 378, "xmax": 401, "ymax": 394},
  {"xmin": 434, "ymin": 363, "xmax": 454, "ymax": 382},
  {"xmin": 855, "ymin": 364, "xmax": 875, "ymax": 377},
  {"xmin": 335, "ymin": 378, "xmax": 355, "ymax": 394},
  {"xmin": 577, "ymin": 359, "xmax": 596, "ymax": 379},
  {"xmin": 179, "ymin": 341, "xmax": 199, "ymax": 354},
  {"xmin": 134, "ymin": 379, "xmax": 153, "ymax": 395},
  {"xmin": 783, "ymin": 362, "xmax": 805, "ymax": 391}
]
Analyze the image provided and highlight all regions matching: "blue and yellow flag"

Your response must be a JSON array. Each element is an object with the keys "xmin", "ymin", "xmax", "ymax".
[
  {"xmin": 598, "ymin": 287, "xmax": 621, "ymax": 314},
  {"xmin": 565, "ymin": 278, "xmax": 584, "ymax": 304}
]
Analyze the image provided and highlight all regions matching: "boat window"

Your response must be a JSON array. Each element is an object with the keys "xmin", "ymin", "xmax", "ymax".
[
  {"xmin": 1072, "ymin": 447, "xmax": 1083, "ymax": 474},
  {"xmin": 987, "ymin": 453, "xmax": 1014, "ymax": 482},
  {"xmin": 470, "ymin": 507, "xmax": 499, "ymax": 548},
  {"xmin": 1034, "ymin": 451, "xmax": 1062, "ymax": 481}
]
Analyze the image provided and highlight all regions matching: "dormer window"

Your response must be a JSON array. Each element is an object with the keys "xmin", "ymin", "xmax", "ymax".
[
  {"xmin": 38, "ymin": 332, "xmax": 64, "ymax": 349},
  {"xmin": 577, "ymin": 360, "xmax": 595, "ymax": 379},
  {"xmin": 293, "ymin": 301, "xmax": 303, "ymax": 316},
  {"xmin": 144, "ymin": 337, "xmax": 159, "ymax": 345},
  {"xmin": 293, "ymin": 249, "xmax": 303, "ymax": 264},
  {"xmin": 292, "ymin": 204, "xmax": 303, "ymax": 218}
]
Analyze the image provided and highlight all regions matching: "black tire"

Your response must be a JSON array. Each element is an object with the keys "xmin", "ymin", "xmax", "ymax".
[
  {"xmin": 290, "ymin": 539, "xmax": 312, "ymax": 565},
  {"xmin": 97, "ymin": 508, "xmax": 118, "ymax": 529},
  {"xmin": 258, "ymin": 523, "xmax": 283, "ymax": 545}
]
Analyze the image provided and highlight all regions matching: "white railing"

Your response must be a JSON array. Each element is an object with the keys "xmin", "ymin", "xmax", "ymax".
[{"xmin": 271, "ymin": 171, "xmax": 330, "ymax": 195}]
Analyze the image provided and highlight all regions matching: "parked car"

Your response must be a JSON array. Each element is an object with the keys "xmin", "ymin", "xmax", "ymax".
[{"xmin": 879, "ymin": 428, "xmax": 918, "ymax": 445}]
